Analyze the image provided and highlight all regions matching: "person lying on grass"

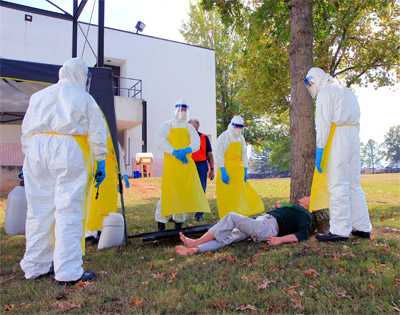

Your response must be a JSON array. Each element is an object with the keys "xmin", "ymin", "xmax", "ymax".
[{"xmin": 176, "ymin": 197, "xmax": 313, "ymax": 256}]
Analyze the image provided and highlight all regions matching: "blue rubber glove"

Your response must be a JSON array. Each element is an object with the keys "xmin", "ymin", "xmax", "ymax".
[
  {"xmin": 220, "ymin": 167, "xmax": 230, "ymax": 184},
  {"xmin": 244, "ymin": 167, "xmax": 248, "ymax": 182},
  {"xmin": 315, "ymin": 147, "xmax": 324, "ymax": 173},
  {"xmin": 95, "ymin": 160, "xmax": 106, "ymax": 188},
  {"xmin": 172, "ymin": 149, "xmax": 188, "ymax": 164},
  {"xmin": 123, "ymin": 175, "xmax": 130, "ymax": 188},
  {"xmin": 181, "ymin": 147, "xmax": 193, "ymax": 155}
]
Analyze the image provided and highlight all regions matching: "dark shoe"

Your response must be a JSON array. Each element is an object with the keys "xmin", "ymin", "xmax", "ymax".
[
  {"xmin": 351, "ymin": 230, "xmax": 371, "ymax": 239},
  {"xmin": 194, "ymin": 212, "xmax": 204, "ymax": 221},
  {"xmin": 35, "ymin": 263, "xmax": 54, "ymax": 280},
  {"xmin": 57, "ymin": 271, "xmax": 96, "ymax": 286},
  {"xmin": 174, "ymin": 222, "xmax": 183, "ymax": 230},
  {"xmin": 157, "ymin": 222, "xmax": 166, "ymax": 232},
  {"xmin": 316, "ymin": 232, "xmax": 349, "ymax": 242}
]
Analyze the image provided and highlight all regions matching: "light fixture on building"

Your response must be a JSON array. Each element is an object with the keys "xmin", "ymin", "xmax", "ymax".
[{"xmin": 135, "ymin": 21, "xmax": 145, "ymax": 34}]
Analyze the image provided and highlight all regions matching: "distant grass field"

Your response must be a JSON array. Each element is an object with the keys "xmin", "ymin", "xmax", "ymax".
[{"xmin": 1, "ymin": 174, "xmax": 399, "ymax": 314}]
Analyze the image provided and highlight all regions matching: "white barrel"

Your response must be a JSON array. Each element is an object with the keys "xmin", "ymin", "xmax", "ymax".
[
  {"xmin": 5, "ymin": 186, "xmax": 27, "ymax": 235},
  {"xmin": 97, "ymin": 213, "xmax": 125, "ymax": 250}
]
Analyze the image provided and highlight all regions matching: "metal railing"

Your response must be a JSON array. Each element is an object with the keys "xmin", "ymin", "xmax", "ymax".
[{"xmin": 113, "ymin": 75, "xmax": 142, "ymax": 99}]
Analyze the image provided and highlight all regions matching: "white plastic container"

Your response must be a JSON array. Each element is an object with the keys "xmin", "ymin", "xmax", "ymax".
[
  {"xmin": 97, "ymin": 213, "xmax": 125, "ymax": 250},
  {"xmin": 5, "ymin": 185, "xmax": 27, "ymax": 235}
]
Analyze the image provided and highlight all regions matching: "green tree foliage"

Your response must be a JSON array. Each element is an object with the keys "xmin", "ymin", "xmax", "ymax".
[
  {"xmin": 204, "ymin": 0, "xmax": 400, "ymax": 115},
  {"xmin": 200, "ymin": 0, "xmax": 399, "ymax": 180},
  {"xmin": 181, "ymin": 4, "xmax": 243, "ymax": 135},
  {"xmin": 383, "ymin": 125, "xmax": 400, "ymax": 166}
]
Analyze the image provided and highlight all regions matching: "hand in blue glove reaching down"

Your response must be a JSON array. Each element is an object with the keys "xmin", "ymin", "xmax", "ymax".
[
  {"xmin": 172, "ymin": 147, "xmax": 192, "ymax": 164},
  {"xmin": 172, "ymin": 149, "xmax": 188, "ymax": 164},
  {"xmin": 315, "ymin": 147, "xmax": 324, "ymax": 173},
  {"xmin": 220, "ymin": 167, "xmax": 230, "ymax": 184},
  {"xmin": 244, "ymin": 167, "xmax": 249, "ymax": 182},
  {"xmin": 95, "ymin": 160, "xmax": 106, "ymax": 188}
]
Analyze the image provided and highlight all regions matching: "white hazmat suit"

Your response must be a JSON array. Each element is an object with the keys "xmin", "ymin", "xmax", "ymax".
[
  {"xmin": 20, "ymin": 58, "xmax": 107, "ymax": 281},
  {"xmin": 215, "ymin": 116, "xmax": 248, "ymax": 170},
  {"xmin": 305, "ymin": 67, "xmax": 372, "ymax": 237}
]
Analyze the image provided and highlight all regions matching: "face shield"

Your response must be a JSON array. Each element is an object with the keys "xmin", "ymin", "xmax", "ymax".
[
  {"xmin": 231, "ymin": 122, "xmax": 244, "ymax": 136},
  {"xmin": 174, "ymin": 103, "xmax": 189, "ymax": 121},
  {"xmin": 304, "ymin": 75, "xmax": 318, "ymax": 99}
]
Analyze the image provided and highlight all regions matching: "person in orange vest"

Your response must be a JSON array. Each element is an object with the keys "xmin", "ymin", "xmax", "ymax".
[{"xmin": 189, "ymin": 119, "xmax": 215, "ymax": 221}]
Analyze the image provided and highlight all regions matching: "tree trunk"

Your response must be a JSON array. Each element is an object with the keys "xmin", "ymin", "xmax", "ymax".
[{"xmin": 289, "ymin": 0, "xmax": 315, "ymax": 202}]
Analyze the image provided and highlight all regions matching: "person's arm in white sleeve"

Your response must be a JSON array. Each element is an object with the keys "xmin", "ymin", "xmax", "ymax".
[
  {"xmin": 20, "ymin": 96, "xmax": 35, "ymax": 155},
  {"xmin": 159, "ymin": 121, "xmax": 174, "ymax": 154},
  {"xmin": 241, "ymin": 135, "xmax": 249, "ymax": 168},
  {"xmin": 187, "ymin": 123, "xmax": 200, "ymax": 152},
  {"xmin": 315, "ymin": 90, "xmax": 333, "ymax": 148},
  {"xmin": 87, "ymin": 96, "xmax": 108, "ymax": 161},
  {"xmin": 216, "ymin": 132, "xmax": 229, "ymax": 168}
]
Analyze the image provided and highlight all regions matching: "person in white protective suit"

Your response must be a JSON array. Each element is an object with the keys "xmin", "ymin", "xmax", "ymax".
[
  {"xmin": 20, "ymin": 57, "xmax": 108, "ymax": 284},
  {"xmin": 155, "ymin": 100, "xmax": 201, "ymax": 231},
  {"xmin": 304, "ymin": 67, "xmax": 372, "ymax": 242}
]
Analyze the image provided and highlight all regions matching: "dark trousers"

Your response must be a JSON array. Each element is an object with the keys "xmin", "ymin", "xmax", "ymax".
[
  {"xmin": 195, "ymin": 161, "xmax": 208, "ymax": 219},
  {"xmin": 195, "ymin": 161, "xmax": 208, "ymax": 192}
]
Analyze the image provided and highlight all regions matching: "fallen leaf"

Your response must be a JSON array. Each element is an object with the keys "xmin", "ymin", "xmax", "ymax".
[
  {"xmin": 258, "ymin": 278, "xmax": 275, "ymax": 290},
  {"xmin": 367, "ymin": 283, "xmax": 375, "ymax": 289},
  {"xmin": 130, "ymin": 297, "xmax": 144, "ymax": 307},
  {"xmin": 236, "ymin": 304, "xmax": 258, "ymax": 312},
  {"xmin": 152, "ymin": 272, "xmax": 166, "ymax": 280},
  {"xmin": 304, "ymin": 268, "xmax": 320, "ymax": 278},
  {"xmin": 284, "ymin": 284, "xmax": 301, "ymax": 294},
  {"xmin": 53, "ymin": 302, "xmax": 81, "ymax": 311},
  {"xmin": 290, "ymin": 296, "xmax": 304, "ymax": 310},
  {"xmin": 367, "ymin": 267, "xmax": 377, "ymax": 275},
  {"xmin": 74, "ymin": 280, "xmax": 91, "ymax": 288},
  {"xmin": 223, "ymin": 255, "xmax": 237, "ymax": 263},
  {"xmin": 4, "ymin": 304, "xmax": 14, "ymax": 312},
  {"xmin": 168, "ymin": 271, "xmax": 177, "ymax": 283},
  {"xmin": 395, "ymin": 278, "xmax": 400, "ymax": 287},
  {"xmin": 240, "ymin": 274, "xmax": 258, "ymax": 282}
]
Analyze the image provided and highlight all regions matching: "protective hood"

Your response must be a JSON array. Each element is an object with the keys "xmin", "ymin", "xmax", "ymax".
[
  {"xmin": 174, "ymin": 99, "xmax": 189, "ymax": 122},
  {"xmin": 304, "ymin": 67, "xmax": 333, "ymax": 98},
  {"xmin": 58, "ymin": 57, "xmax": 89, "ymax": 88},
  {"xmin": 228, "ymin": 115, "xmax": 244, "ymax": 137}
]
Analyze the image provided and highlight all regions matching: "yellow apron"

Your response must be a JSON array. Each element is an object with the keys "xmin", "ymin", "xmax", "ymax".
[
  {"xmin": 309, "ymin": 123, "xmax": 336, "ymax": 212},
  {"xmin": 43, "ymin": 133, "xmax": 93, "ymax": 254},
  {"xmin": 216, "ymin": 142, "xmax": 264, "ymax": 218},
  {"xmin": 161, "ymin": 128, "xmax": 210, "ymax": 216},
  {"xmin": 85, "ymin": 135, "xmax": 119, "ymax": 231}
]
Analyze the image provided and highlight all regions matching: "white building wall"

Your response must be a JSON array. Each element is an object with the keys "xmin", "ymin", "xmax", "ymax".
[{"xmin": 0, "ymin": 6, "xmax": 216, "ymax": 176}]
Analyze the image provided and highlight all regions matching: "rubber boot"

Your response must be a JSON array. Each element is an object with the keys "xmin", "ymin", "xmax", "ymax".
[{"xmin": 158, "ymin": 222, "xmax": 166, "ymax": 231}]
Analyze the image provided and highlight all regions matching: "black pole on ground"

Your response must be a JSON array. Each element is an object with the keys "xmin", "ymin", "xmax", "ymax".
[{"xmin": 97, "ymin": 0, "xmax": 105, "ymax": 67}]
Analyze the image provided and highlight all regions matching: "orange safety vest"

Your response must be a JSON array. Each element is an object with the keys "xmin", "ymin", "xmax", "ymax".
[{"xmin": 192, "ymin": 133, "xmax": 207, "ymax": 162}]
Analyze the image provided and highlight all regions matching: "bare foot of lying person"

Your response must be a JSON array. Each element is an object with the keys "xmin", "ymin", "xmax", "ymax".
[
  {"xmin": 179, "ymin": 232, "xmax": 198, "ymax": 247},
  {"xmin": 175, "ymin": 245, "xmax": 198, "ymax": 256}
]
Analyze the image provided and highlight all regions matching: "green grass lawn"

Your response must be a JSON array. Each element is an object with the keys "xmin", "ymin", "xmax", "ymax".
[{"xmin": 1, "ymin": 174, "xmax": 399, "ymax": 314}]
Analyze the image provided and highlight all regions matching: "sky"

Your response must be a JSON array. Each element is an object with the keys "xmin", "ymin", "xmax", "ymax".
[{"xmin": 10, "ymin": 0, "xmax": 400, "ymax": 143}]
